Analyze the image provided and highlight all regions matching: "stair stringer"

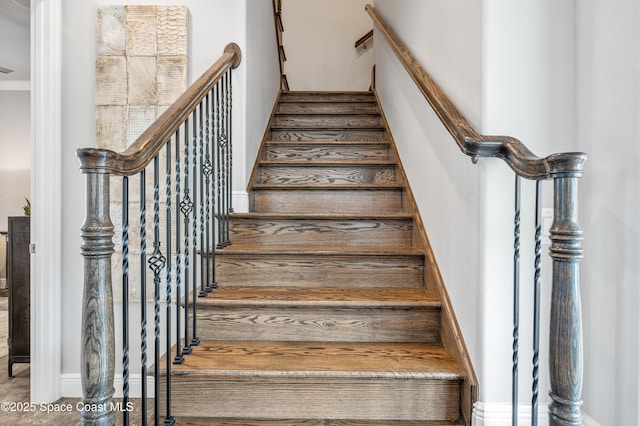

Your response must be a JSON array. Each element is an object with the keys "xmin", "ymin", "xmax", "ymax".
[{"xmin": 373, "ymin": 89, "xmax": 479, "ymax": 426}]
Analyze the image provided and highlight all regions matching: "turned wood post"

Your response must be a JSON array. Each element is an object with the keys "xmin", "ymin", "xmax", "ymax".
[
  {"xmin": 78, "ymin": 149, "xmax": 116, "ymax": 426},
  {"xmin": 548, "ymin": 174, "xmax": 584, "ymax": 426}
]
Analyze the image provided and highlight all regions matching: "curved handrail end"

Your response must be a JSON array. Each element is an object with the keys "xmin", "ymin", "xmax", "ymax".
[
  {"xmin": 77, "ymin": 148, "xmax": 118, "ymax": 174},
  {"xmin": 545, "ymin": 152, "xmax": 587, "ymax": 178},
  {"xmin": 225, "ymin": 42, "xmax": 242, "ymax": 69}
]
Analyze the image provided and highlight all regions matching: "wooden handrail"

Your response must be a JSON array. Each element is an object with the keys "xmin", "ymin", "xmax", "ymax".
[
  {"xmin": 365, "ymin": 5, "xmax": 585, "ymax": 180},
  {"xmin": 272, "ymin": 0, "xmax": 288, "ymax": 91},
  {"xmin": 355, "ymin": 29, "xmax": 374, "ymax": 48},
  {"xmin": 77, "ymin": 43, "xmax": 241, "ymax": 176}
]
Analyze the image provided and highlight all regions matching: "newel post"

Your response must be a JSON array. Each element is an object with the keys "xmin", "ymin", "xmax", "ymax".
[
  {"xmin": 78, "ymin": 149, "xmax": 117, "ymax": 426},
  {"xmin": 548, "ymin": 172, "xmax": 584, "ymax": 426}
]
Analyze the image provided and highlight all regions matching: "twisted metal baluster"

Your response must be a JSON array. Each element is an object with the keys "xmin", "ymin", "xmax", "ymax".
[
  {"xmin": 198, "ymin": 100, "xmax": 208, "ymax": 298},
  {"xmin": 163, "ymin": 140, "xmax": 176, "ymax": 426},
  {"xmin": 215, "ymin": 80, "xmax": 223, "ymax": 248},
  {"xmin": 532, "ymin": 180, "xmax": 542, "ymax": 426},
  {"xmin": 181, "ymin": 117, "xmax": 193, "ymax": 355},
  {"xmin": 208, "ymin": 89, "xmax": 218, "ymax": 288},
  {"xmin": 148, "ymin": 155, "xmax": 166, "ymax": 426},
  {"xmin": 202, "ymin": 93, "xmax": 215, "ymax": 294},
  {"xmin": 139, "ymin": 169, "xmax": 148, "ymax": 426},
  {"xmin": 121, "ymin": 177, "xmax": 130, "ymax": 426},
  {"xmin": 223, "ymin": 70, "xmax": 231, "ymax": 245},
  {"xmin": 174, "ymin": 127, "xmax": 185, "ymax": 364},
  {"xmin": 513, "ymin": 174, "xmax": 521, "ymax": 426},
  {"xmin": 191, "ymin": 107, "xmax": 200, "ymax": 346},
  {"xmin": 228, "ymin": 68, "xmax": 233, "ymax": 217},
  {"xmin": 218, "ymin": 73, "xmax": 230, "ymax": 247}
]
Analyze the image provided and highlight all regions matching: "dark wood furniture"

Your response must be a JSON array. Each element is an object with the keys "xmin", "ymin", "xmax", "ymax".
[{"xmin": 6, "ymin": 216, "xmax": 30, "ymax": 377}]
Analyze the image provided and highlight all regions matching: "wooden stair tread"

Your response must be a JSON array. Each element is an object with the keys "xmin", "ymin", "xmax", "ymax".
[
  {"xmin": 279, "ymin": 92, "xmax": 375, "ymax": 103},
  {"xmin": 265, "ymin": 140, "xmax": 390, "ymax": 145},
  {"xmin": 176, "ymin": 419, "xmax": 463, "ymax": 426},
  {"xmin": 260, "ymin": 159, "xmax": 396, "ymax": 166},
  {"xmin": 167, "ymin": 341, "xmax": 464, "ymax": 379},
  {"xmin": 216, "ymin": 245, "xmax": 425, "ymax": 256},
  {"xmin": 229, "ymin": 212, "xmax": 413, "ymax": 220},
  {"xmin": 253, "ymin": 183, "xmax": 404, "ymax": 189},
  {"xmin": 198, "ymin": 287, "xmax": 439, "ymax": 308}
]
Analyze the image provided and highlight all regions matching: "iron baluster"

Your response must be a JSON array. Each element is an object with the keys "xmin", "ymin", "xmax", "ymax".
[
  {"xmin": 202, "ymin": 92, "xmax": 215, "ymax": 294},
  {"xmin": 216, "ymin": 81, "xmax": 223, "ymax": 248},
  {"xmin": 228, "ymin": 68, "xmax": 233, "ymax": 216},
  {"xmin": 198, "ymin": 100, "xmax": 207, "ymax": 298},
  {"xmin": 181, "ymin": 117, "xmax": 193, "ymax": 355},
  {"xmin": 163, "ymin": 140, "xmax": 176, "ymax": 426},
  {"xmin": 532, "ymin": 181, "xmax": 542, "ymax": 426},
  {"xmin": 223, "ymin": 71, "xmax": 231, "ymax": 246},
  {"xmin": 191, "ymin": 108, "xmax": 200, "ymax": 346},
  {"xmin": 139, "ymin": 169, "xmax": 148, "ymax": 426},
  {"xmin": 148, "ymin": 155, "xmax": 166, "ymax": 426},
  {"xmin": 122, "ymin": 177, "xmax": 130, "ymax": 426},
  {"xmin": 174, "ymin": 128, "xmax": 184, "ymax": 364},
  {"xmin": 513, "ymin": 174, "xmax": 521, "ymax": 426},
  {"xmin": 208, "ymin": 88, "xmax": 218, "ymax": 288}
]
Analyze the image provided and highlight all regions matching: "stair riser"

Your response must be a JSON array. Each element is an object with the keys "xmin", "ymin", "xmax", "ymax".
[
  {"xmin": 257, "ymin": 166, "xmax": 399, "ymax": 185},
  {"xmin": 272, "ymin": 115, "xmax": 384, "ymax": 129},
  {"xmin": 215, "ymin": 255, "xmax": 425, "ymax": 288},
  {"xmin": 229, "ymin": 219, "xmax": 412, "ymax": 247},
  {"xmin": 251, "ymin": 189, "xmax": 405, "ymax": 213},
  {"xmin": 195, "ymin": 307, "xmax": 440, "ymax": 342},
  {"xmin": 269, "ymin": 129, "xmax": 387, "ymax": 141},
  {"xmin": 265, "ymin": 145, "xmax": 391, "ymax": 162},
  {"xmin": 279, "ymin": 93, "xmax": 376, "ymax": 103},
  {"xmin": 277, "ymin": 102, "xmax": 379, "ymax": 115},
  {"xmin": 162, "ymin": 377, "xmax": 461, "ymax": 421}
]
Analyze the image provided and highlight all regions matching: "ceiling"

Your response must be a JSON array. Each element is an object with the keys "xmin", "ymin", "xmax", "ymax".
[{"xmin": 0, "ymin": 0, "xmax": 30, "ymax": 82}]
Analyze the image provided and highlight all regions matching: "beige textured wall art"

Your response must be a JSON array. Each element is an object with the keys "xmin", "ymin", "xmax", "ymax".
[
  {"xmin": 96, "ymin": 6, "xmax": 188, "ymax": 302},
  {"xmin": 96, "ymin": 5, "xmax": 188, "ymax": 150}
]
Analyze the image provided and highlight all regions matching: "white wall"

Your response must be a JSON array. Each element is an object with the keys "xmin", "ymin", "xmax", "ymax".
[
  {"xmin": 59, "ymin": 0, "xmax": 248, "ymax": 388},
  {"xmin": 282, "ymin": 0, "xmax": 374, "ymax": 91},
  {"xmin": 577, "ymin": 0, "xmax": 640, "ymax": 424},
  {"xmin": 373, "ymin": 0, "xmax": 576, "ymax": 421},
  {"xmin": 245, "ymin": 0, "xmax": 281, "ymax": 193},
  {"xmin": 0, "ymin": 90, "xmax": 30, "ymax": 283}
]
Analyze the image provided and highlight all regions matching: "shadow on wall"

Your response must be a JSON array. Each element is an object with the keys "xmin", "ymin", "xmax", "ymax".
[{"xmin": 0, "ymin": 169, "xmax": 30, "ymax": 287}]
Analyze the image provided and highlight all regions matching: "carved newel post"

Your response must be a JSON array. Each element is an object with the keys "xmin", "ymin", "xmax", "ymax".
[
  {"xmin": 549, "ymin": 170, "xmax": 584, "ymax": 426},
  {"xmin": 78, "ymin": 149, "xmax": 117, "ymax": 426}
]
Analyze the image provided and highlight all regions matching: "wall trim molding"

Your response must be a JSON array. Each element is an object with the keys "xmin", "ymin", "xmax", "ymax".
[
  {"xmin": 472, "ymin": 402, "xmax": 601, "ymax": 425},
  {"xmin": 0, "ymin": 80, "xmax": 30, "ymax": 91},
  {"xmin": 232, "ymin": 190, "xmax": 249, "ymax": 213},
  {"xmin": 472, "ymin": 402, "xmax": 549, "ymax": 426},
  {"xmin": 30, "ymin": 0, "xmax": 62, "ymax": 404},
  {"xmin": 61, "ymin": 373, "xmax": 154, "ymax": 398}
]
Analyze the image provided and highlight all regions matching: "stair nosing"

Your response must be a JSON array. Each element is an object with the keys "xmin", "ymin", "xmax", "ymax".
[
  {"xmin": 197, "ymin": 287, "xmax": 440, "ymax": 309},
  {"xmin": 252, "ymin": 183, "xmax": 404, "ymax": 190},
  {"xmin": 259, "ymin": 160, "xmax": 397, "ymax": 166},
  {"xmin": 265, "ymin": 140, "xmax": 390, "ymax": 145},
  {"xmin": 163, "ymin": 341, "xmax": 464, "ymax": 380},
  {"xmin": 269, "ymin": 126, "xmax": 387, "ymax": 131},
  {"xmin": 215, "ymin": 245, "xmax": 425, "ymax": 256},
  {"xmin": 229, "ymin": 212, "xmax": 413, "ymax": 220}
]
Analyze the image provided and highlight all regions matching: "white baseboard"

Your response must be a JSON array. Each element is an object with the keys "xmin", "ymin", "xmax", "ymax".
[
  {"xmin": 473, "ymin": 402, "xmax": 600, "ymax": 426},
  {"xmin": 232, "ymin": 190, "xmax": 249, "ymax": 213},
  {"xmin": 473, "ymin": 402, "xmax": 549, "ymax": 426},
  {"xmin": 61, "ymin": 374, "xmax": 154, "ymax": 399},
  {"xmin": 582, "ymin": 412, "xmax": 602, "ymax": 426}
]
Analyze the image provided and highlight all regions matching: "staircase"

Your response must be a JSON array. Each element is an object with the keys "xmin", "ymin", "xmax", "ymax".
[{"xmin": 163, "ymin": 91, "xmax": 471, "ymax": 425}]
